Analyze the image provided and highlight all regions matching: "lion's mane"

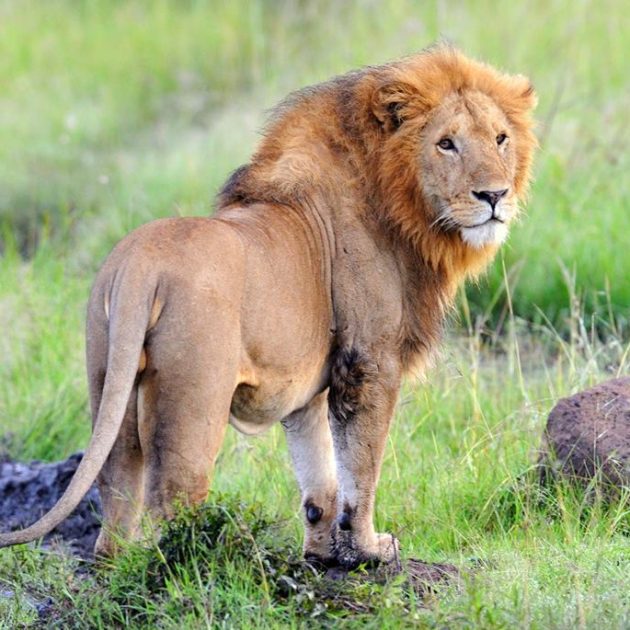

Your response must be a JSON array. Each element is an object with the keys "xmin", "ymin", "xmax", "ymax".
[{"xmin": 218, "ymin": 44, "xmax": 537, "ymax": 367}]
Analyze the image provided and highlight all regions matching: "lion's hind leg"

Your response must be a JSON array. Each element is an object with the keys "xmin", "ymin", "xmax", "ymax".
[
  {"xmin": 93, "ymin": 383, "xmax": 145, "ymax": 557},
  {"xmin": 137, "ymin": 316, "xmax": 237, "ymax": 526},
  {"xmin": 282, "ymin": 391, "xmax": 338, "ymax": 565}
]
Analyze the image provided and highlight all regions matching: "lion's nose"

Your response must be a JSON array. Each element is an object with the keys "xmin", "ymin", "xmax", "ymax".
[{"xmin": 472, "ymin": 188, "xmax": 508, "ymax": 210}]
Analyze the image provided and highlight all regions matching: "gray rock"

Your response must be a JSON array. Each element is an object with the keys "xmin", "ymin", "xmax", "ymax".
[{"xmin": 541, "ymin": 377, "xmax": 630, "ymax": 492}]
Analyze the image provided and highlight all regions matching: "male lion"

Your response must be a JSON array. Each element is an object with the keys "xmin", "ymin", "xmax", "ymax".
[{"xmin": 0, "ymin": 46, "xmax": 537, "ymax": 568}]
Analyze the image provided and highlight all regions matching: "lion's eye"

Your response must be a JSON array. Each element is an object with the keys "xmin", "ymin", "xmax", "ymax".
[
  {"xmin": 437, "ymin": 137, "xmax": 456, "ymax": 151},
  {"xmin": 496, "ymin": 133, "xmax": 508, "ymax": 145}
]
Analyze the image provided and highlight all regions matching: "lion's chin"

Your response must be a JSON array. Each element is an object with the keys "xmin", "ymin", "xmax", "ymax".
[{"xmin": 459, "ymin": 221, "xmax": 508, "ymax": 249}]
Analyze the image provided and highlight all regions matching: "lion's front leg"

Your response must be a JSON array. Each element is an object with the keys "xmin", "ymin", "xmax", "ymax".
[
  {"xmin": 282, "ymin": 391, "xmax": 338, "ymax": 565},
  {"xmin": 328, "ymin": 347, "xmax": 401, "ymax": 570}
]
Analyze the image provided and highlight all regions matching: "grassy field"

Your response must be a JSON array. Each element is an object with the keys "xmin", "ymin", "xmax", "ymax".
[
  {"xmin": 1, "ymin": 0, "xmax": 629, "ymax": 627},
  {"xmin": 1, "ymin": 330, "xmax": 628, "ymax": 627}
]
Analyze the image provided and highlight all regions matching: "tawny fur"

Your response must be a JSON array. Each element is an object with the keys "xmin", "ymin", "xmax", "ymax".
[{"xmin": 0, "ymin": 46, "xmax": 537, "ymax": 568}]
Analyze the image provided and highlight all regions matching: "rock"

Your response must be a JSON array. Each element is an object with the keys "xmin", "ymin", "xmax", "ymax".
[
  {"xmin": 540, "ymin": 377, "xmax": 630, "ymax": 492},
  {"xmin": 0, "ymin": 452, "xmax": 101, "ymax": 557}
]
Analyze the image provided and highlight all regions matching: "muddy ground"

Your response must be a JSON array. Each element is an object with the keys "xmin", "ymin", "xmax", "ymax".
[{"xmin": 0, "ymin": 452, "xmax": 101, "ymax": 557}]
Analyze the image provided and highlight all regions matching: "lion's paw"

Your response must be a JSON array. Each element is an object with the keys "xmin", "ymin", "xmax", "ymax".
[{"xmin": 332, "ymin": 526, "xmax": 400, "ymax": 570}]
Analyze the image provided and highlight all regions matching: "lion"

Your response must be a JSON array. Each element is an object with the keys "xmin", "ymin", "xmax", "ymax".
[{"xmin": 0, "ymin": 45, "xmax": 537, "ymax": 568}]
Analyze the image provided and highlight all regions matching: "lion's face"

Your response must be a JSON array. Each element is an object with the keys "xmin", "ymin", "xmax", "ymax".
[{"xmin": 419, "ymin": 91, "xmax": 519, "ymax": 249}]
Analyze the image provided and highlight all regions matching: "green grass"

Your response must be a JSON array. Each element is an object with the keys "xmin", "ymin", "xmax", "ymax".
[
  {"xmin": 0, "ymin": 330, "xmax": 629, "ymax": 627},
  {"xmin": 1, "ymin": 0, "xmax": 629, "ymax": 627}
]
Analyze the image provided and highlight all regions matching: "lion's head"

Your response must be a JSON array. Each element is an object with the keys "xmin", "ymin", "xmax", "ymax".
[{"xmin": 366, "ymin": 46, "xmax": 538, "ymax": 275}]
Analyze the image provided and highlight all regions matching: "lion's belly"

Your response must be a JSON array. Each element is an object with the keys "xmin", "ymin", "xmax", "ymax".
[{"xmin": 228, "ymin": 366, "xmax": 328, "ymax": 436}]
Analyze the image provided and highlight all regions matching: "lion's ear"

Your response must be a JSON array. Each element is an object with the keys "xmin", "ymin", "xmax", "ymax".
[
  {"xmin": 510, "ymin": 76, "xmax": 538, "ymax": 112},
  {"xmin": 372, "ymin": 81, "xmax": 420, "ymax": 132},
  {"xmin": 519, "ymin": 81, "xmax": 538, "ymax": 111}
]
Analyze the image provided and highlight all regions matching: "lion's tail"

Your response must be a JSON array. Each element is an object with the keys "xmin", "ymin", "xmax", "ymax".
[{"xmin": 0, "ymin": 266, "xmax": 153, "ymax": 549}]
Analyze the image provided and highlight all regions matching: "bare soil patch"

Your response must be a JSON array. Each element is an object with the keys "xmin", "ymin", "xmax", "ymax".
[{"xmin": 0, "ymin": 452, "xmax": 100, "ymax": 557}]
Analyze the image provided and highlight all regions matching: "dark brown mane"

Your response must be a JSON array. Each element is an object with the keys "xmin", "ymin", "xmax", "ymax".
[{"xmin": 216, "ymin": 70, "xmax": 365, "ymax": 210}]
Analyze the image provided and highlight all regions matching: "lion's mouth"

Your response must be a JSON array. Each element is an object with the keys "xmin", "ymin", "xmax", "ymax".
[
  {"xmin": 465, "ymin": 216, "xmax": 505, "ymax": 229},
  {"xmin": 459, "ymin": 215, "xmax": 509, "ymax": 249}
]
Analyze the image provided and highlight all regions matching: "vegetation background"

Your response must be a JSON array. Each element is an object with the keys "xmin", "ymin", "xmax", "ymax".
[{"xmin": 0, "ymin": 0, "xmax": 628, "ymax": 627}]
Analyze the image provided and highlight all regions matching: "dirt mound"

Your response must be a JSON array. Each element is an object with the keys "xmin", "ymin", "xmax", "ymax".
[
  {"xmin": 541, "ymin": 376, "xmax": 630, "ymax": 493},
  {"xmin": 0, "ymin": 452, "xmax": 101, "ymax": 557},
  {"xmin": 326, "ymin": 557, "xmax": 459, "ymax": 599}
]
